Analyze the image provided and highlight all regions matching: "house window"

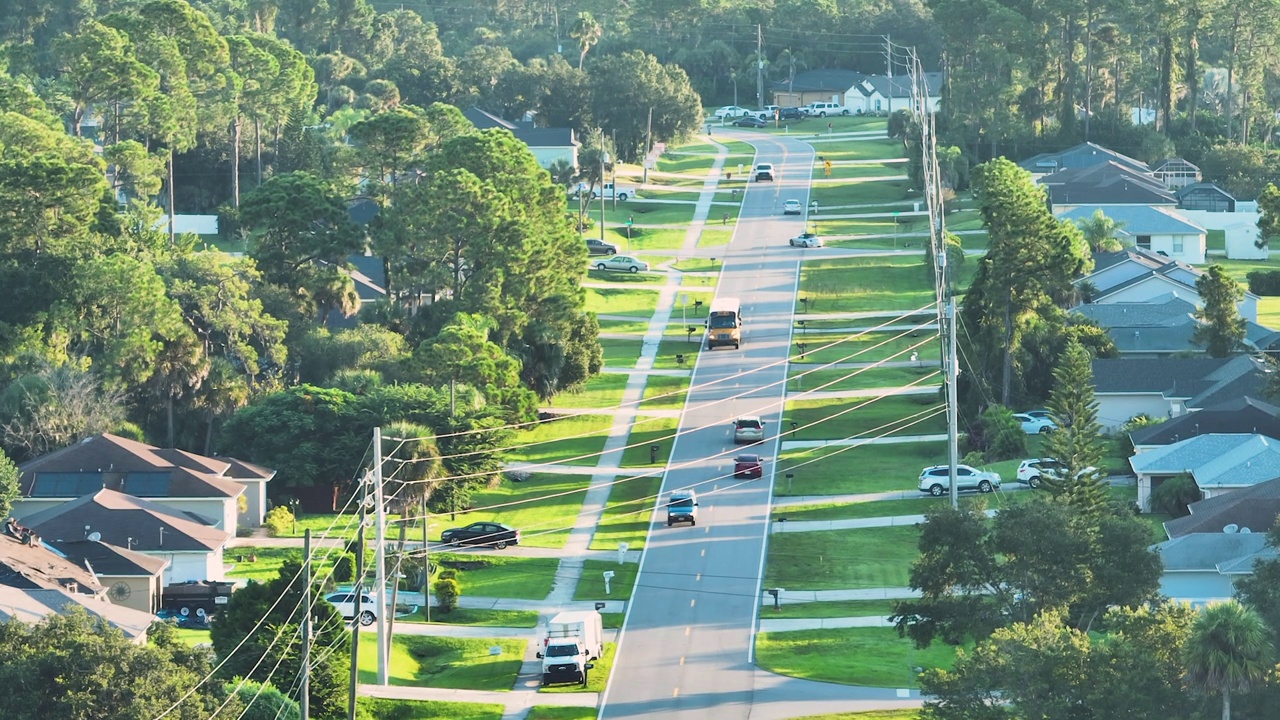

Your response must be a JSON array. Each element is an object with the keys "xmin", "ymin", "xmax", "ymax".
[
  {"xmin": 1137, "ymin": 235, "xmax": 1152, "ymax": 249},
  {"xmin": 1173, "ymin": 237, "xmax": 1184, "ymax": 254},
  {"xmin": 874, "ymin": 99, "xmax": 882, "ymax": 111}
]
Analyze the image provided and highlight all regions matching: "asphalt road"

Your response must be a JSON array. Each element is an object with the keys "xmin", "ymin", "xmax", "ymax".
[{"xmin": 598, "ymin": 130, "xmax": 817, "ymax": 720}]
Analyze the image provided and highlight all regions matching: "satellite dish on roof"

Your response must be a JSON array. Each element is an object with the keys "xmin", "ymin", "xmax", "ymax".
[
  {"xmin": 1223, "ymin": 524, "xmax": 1240, "ymax": 534},
  {"xmin": 1241, "ymin": 527, "xmax": 1253, "ymax": 534},
  {"xmin": 87, "ymin": 532, "xmax": 101, "ymax": 542}
]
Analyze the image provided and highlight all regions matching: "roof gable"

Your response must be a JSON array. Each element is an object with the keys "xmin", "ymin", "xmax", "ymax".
[
  {"xmin": 1165, "ymin": 475, "xmax": 1280, "ymax": 538},
  {"xmin": 1130, "ymin": 433, "xmax": 1280, "ymax": 488},
  {"xmin": 1020, "ymin": 142, "xmax": 1150, "ymax": 174},
  {"xmin": 462, "ymin": 106, "xmax": 515, "ymax": 130},
  {"xmin": 21, "ymin": 489, "xmax": 229, "ymax": 553},
  {"xmin": 1153, "ymin": 532, "xmax": 1269, "ymax": 572},
  {"xmin": 1057, "ymin": 205, "xmax": 1206, "ymax": 235},
  {"xmin": 771, "ymin": 68, "xmax": 865, "ymax": 93},
  {"xmin": 0, "ymin": 529, "xmax": 102, "ymax": 595},
  {"xmin": 1132, "ymin": 397, "xmax": 1280, "ymax": 446}
]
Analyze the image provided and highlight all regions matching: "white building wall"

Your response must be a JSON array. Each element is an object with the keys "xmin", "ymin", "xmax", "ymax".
[
  {"xmin": 151, "ymin": 498, "xmax": 235, "ymax": 533},
  {"xmin": 1139, "ymin": 232, "xmax": 1206, "ymax": 264},
  {"xmin": 1177, "ymin": 209, "xmax": 1266, "ymax": 260},
  {"xmin": 1097, "ymin": 393, "xmax": 1177, "ymax": 432},
  {"xmin": 237, "ymin": 479, "xmax": 267, "ymax": 527},
  {"xmin": 155, "ymin": 549, "xmax": 223, "ymax": 584}
]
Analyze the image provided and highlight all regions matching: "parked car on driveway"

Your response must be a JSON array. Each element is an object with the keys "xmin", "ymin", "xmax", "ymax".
[
  {"xmin": 1013, "ymin": 413, "xmax": 1057, "ymax": 434},
  {"xmin": 754, "ymin": 163, "xmax": 775, "ymax": 181},
  {"xmin": 782, "ymin": 199, "xmax": 802, "ymax": 215},
  {"xmin": 592, "ymin": 255, "xmax": 649, "ymax": 273},
  {"xmin": 586, "ymin": 239, "xmax": 617, "ymax": 256},
  {"xmin": 732, "ymin": 116, "xmax": 768, "ymax": 128},
  {"xmin": 440, "ymin": 522, "xmax": 520, "ymax": 549},
  {"xmin": 325, "ymin": 590, "xmax": 379, "ymax": 626},
  {"xmin": 789, "ymin": 232, "xmax": 822, "ymax": 248},
  {"xmin": 1016, "ymin": 459, "xmax": 1098, "ymax": 488},
  {"xmin": 734, "ymin": 454, "xmax": 763, "ymax": 479},
  {"xmin": 918, "ymin": 465, "xmax": 1001, "ymax": 496},
  {"xmin": 779, "ymin": 107, "xmax": 805, "ymax": 120},
  {"xmin": 714, "ymin": 106, "xmax": 751, "ymax": 118}
]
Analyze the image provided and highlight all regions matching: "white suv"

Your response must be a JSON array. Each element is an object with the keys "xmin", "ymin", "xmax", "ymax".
[
  {"xmin": 1016, "ymin": 459, "xmax": 1097, "ymax": 489},
  {"xmin": 804, "ymin": 102, "xmax": 849, "ymax": 117},
  {"xmin": 918, "ymin": 465, "xmax": 1001, "ymax": 496},
  {"xmin": 754, "ymin": 163, "xmax": 775, "ymax": 181}
]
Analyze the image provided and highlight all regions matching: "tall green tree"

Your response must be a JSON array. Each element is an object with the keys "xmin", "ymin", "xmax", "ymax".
[
  {"xmin": 1193, "ymin": 265, "xmax": 1246, "ymax": 357},
  {"xmin": 587, "ymin": 52, "xmax": 703, "ymax": 162},
  {"xmin": 570, "ymin": 12, "xmax": 603, "ymax": 70},
  {"xmin": 346, "ymin": 107, "xmax": 429, "ymax": 191},
  {"xmin": 1184, "ymin": 601, "xmax": 1272, "ymax": 720},
  {"xmin": 0, "ymin": 448, "xmax": 19, "ymax": 517},
  {"xmin": 52, "ymin": 21, "xmax": 159, "ymax": 139},
  {"xmin": 1040, "ymin": 341, "xmax": 1108, "ymax": 517}
]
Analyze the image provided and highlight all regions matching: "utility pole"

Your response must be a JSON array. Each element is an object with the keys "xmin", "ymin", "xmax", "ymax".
[
  {"xmin": 611, "ymin": 129, "xmax": 618, "ymax": 212},
  {"xmin": 346, "ymin": 482, "xmax": 366, "ymax": 720},
  {"xmin": 301, "ymin": 529, "xmax": 311, "ymax": 720},
  {"xmin": 642, "ymin": 107, "xmax": 653, "ymax": 185},
  {"xmin": 599, "ymin": 128, "xmax": 606, "ymax": 244},
  {"xmin": 885, "ymin": 35, "xmax": 893, "ymax": 116},
  {"xmin": 756, "ymin": 24, "xmax": 765, "ymax": 110},
  {"xmin": 941, "ymin": 238, "xmax": 960, "ymax": 510},
  {"xmin": 421, "ymin": 494, "xmax": 430, "ymax": 623},
  {"xmin": 373, "ymin": 427, "xmax": 388, "ymax": 686},
  {"xmin": 386, "ymin": 520, "xmax": 407, "ymax": 648}
]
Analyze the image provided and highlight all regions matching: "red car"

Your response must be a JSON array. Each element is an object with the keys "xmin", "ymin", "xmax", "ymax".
[{"xmin": 734, "ymin": 454, "xmax": 763, "ymax": 479}]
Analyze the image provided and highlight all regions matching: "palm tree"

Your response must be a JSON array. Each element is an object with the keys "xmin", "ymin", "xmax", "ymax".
[
  {"xmin": 774, "ymin": 48, "xmax": 807, "ymax": 98},
  {"xmin": 1074, "ymin": 209, "xmax": 1128, "ymax": 252},
  {"xmin": 1185, "ymin": 600, "xmax": 1271, "ymax": 720},
  {"xmin": 569, "ymin": 12, "xmax": 602, "ymax": 70}
]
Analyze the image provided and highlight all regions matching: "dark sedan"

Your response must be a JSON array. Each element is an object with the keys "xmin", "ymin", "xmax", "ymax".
[
  {"xmin": 440, "ymin": 522, "xmax": 520, "ymax": 549},
  {"xmin": 586, "ymin": 239, "xmax": 617, "ymax": 256},
  {"xmin": 734, "ymin": 454, "xmax": 763, "ymax": 479},
  {"xmin": 779, "ymin": 107, "xmax": 806, "ymax": 120},
  {"xmin": 732, "ymin": 116, "xmax": 768, "ymax": 128}
]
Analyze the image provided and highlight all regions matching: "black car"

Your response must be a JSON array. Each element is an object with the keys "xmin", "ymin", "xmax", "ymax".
[
  {"xmin": 440, "ymin": 522, "xmax": 520, "ymax": 549},
  {"xmin": 586, "ymin": 239, "xmax": 617, "ymax": 256},
  {"xmin": 732, "ymin": 116, "xmax": 768, "ymax": 128},
  {"xmin": 779, "ymin": 107, "xmax": 805, "ymax": 120}
]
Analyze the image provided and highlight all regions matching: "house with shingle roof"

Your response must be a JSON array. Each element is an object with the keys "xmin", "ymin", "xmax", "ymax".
[
  {"xmin": 1078, "ymin": 247, "xmax": 1259, "ymax": 321},
  {"xmin": 14, "ymin": 433, "xmax": 274, "ymax": 531},
  {"xmin": 1164, "ymin": 476, "xmax": 1280, "ymax": 539},
  {"xmin": 1151, "ymin": 531, "xmax": 1275, "ymax": 604},
  {"xmin": 1091, "ymin": 355, "xmax": 1268, "ymax": 431},
  {"xmin": 1057, "ymin": 204, "xmax": 1207, "ymax": 263},
  {"xmin": 1129, "ymin": 433, "xmax": 1280, "ymax": 510},
  {"xmin": 1151, "ymin": 158, "xmax": 1202, "ymax": 189},
  {"xmin": 1131, "ymin": 397, "xmax": 1280, "ymax": 449},
  {"xmin": 1072, "ymin": 296, "xmax": 1280, "ymax": 358},
  {"xmin": 1019, "ymin": 141, "xmax": 1150, "ymax": 176},
  {"xmin": 1040, "ymin": 161, "xmax": 1178, "ymax": 212},
  {"xmin": 50, "ymin": 539, "xmax": 169, "ymax": 614},
  {"xmin": 20, "ymin": 489, "xmax": 231, "ymax": 584},
  {"xmin": 462, "ymin": 107, "xmax": 578, "ymax": 170}
]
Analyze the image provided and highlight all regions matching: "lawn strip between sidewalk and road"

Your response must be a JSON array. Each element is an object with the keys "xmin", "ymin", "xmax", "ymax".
[
  {"xmin": 357, "ymin": 633, "xmax": 527, "ymax": 690},
  {"xmin": 776, "ymin": 441, "xmax": 949, "ymax": 497},
  {"xmin": 755, "ymin": 626, "xmax": 963, "ymax": 687},
  {"xmin": 757, "ymin": 598, "xmax": 907, "ymax": 619},
  {"xmin": 784, "ymin": 395, "xmax": 946, "ymax": 440},
  {"xmin": 357, "ymin": 698, "xmax": 504, "ymax": 720},
  {"xmin": 589, "ymin": 474, "xmax": 664, "ymax": 551},
  {"xmin": 766, "ymin": 526, "xmax": 920, "ymax": 590},
  {"xmin": 435, "ymin": 554, "xmax": 561, "ymax": 600}
]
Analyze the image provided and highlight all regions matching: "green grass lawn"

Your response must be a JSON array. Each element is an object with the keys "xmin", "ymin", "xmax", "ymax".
[
  {"xmin": 604, "ymin": 202, "xmax": 704, "ymax": 227},
  {"xmin": 448, "ymin": 473, "xmax": 591, "ymax": 548},
  {"xmin": 810, "ymin": 179, "xmax": 911, "ymax": 207},
  {"xmin": 774, "ymin": 492, "xmax": 1021, "ymax": 522},
  {"xmin": 402, "ymin": 607, "xmax": 541, "ymax": 627},
  {"xmin": 584, "ymin": 286, "xmax": 662, "ymax": 317},
  {"xmin": 784, "ymin": 395, "xmax": 947, "ymax": 440},
  {"xmin": 760, "ymin": 598, "xmax": 907, "ymax": 619},
  {"xmin": 583, "ymin": 268, "xmax": 666, "ymax": 286},
  {"xmin": 1260, "ymin": 296, "xmax": 1280, "ymax": 330},
  {"xmin": 756, "ymin": 627, "xmax": 960, "ymax": 687},
  {"xmin": 788, "ymin": 331, "xmax": 941, "ymax": 367},
  {"xmin": 284, "ymin": 511, "xmax": 379, "ymax": 539},
  {"xmin": 593, "ymin": 226, "xmax": 689, "ymax": 252},
  {"xmin": 796, "ymin": 255, "xmax": 975, "ymax": 314},
  {"xmin": 600, "ymin": 338, "xmax": 643, "ymax": 367},
  {"xmin": 549, "ymin": 373, "xmax": 629, "ymax": 410},
  {"xmin": 698, "ymin": 228, "xmax": 735, "ymax": 247},
  {"xmin": 357, "ymin": 698, "xmax": 504, "ymax": 720},
  {"xmin": 810, "ymin": 137, "xmax": 905, "ymax": 160},
  {"xmin": 621, "ymin": 417, "xmax": 679, "ymax": 466},
  {"xmin": 813, "ymin": 163, "xmax": 908, "ymax": 181},
  {"xmin": 639, "ymin": 374, "xmax": 690, "ymax": 410},
  {"xmin": 788, "ymin": 365, "xmax": 941, "ymax": 393},
  {"xmin": 527, "ymin": 708, "xmax": 599, "ymax": 720},
  {"xmin": 652, "ymin": 334, "xmax": 704, "ymax": 370},
  {"xmin": 776, "ymin": 441, "xmax": 948, "ymax": 496},
  {"xmin": 436, "ymin": 554, "xmax": 562, "ymax": 600},
  {"xmin": 575, "ymin": 560, "xmax": 640, "ymax": 601},
  {"xmin": 538, "ymin": 642, "xmax": 617, "ymax": 694},
  {"xmin": 753, "ymin": 115, "xmax": 887, "ymax": 136},
  {"xmin": 589, "ymin": 474, "xmax": 663, "ymax": 551},
  {"xmin": 173, "ymin": 628, "xmax": 212, "ymax": 646},
  {"xmin": 597, "ymin": 317, "xmax": 650, "ymax": 334},
  {"xmin": 766, "ymin": 526, "xmax": 920, "ymax": 590},
  {"xmin": 1206, "ymin": 228, "xmax": 1225, "ymax": 252},
  {"xmin": 504, "ymin": 415, "xmax": 613, "ymax": 466},
  {"xmin": 657, "ymin": 153, "xmax": 717, "ymax": 174},
  {"xmin": 357, "ymin": 633, "xmax": 526, "ymax": 690},
  {"xmin": 791, "ymin": 712, "xmax": 921, "ymax": 720},
  {"xmin": 226, "ymin": 546, "xmax": 343, "ymax": 583}
]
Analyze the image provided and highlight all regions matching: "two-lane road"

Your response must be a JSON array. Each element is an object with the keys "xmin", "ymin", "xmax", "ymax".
[{"xmin": 598, "ymin": 131, "xmax": 816, "ymax": 720}]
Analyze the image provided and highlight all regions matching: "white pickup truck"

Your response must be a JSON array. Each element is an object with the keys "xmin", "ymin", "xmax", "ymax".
[
  {"xmin": 537, "ymin": 610, "xmax": 604, "ymax": 686},
  {"xmin": 572, "ymin": 182, "xmax": 637, "ymax": 201}
]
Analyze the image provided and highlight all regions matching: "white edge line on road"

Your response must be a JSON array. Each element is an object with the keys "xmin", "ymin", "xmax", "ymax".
[{"xmin": 596, "ymin": 136, "xmax": 758, "ymax": 720}]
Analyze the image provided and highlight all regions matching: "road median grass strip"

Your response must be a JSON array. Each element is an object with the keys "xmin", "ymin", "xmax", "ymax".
[
  {"xmin": 358, "ymin": 633, "xmax": 526, "ymax": 690},
  {"xmin": 784, "ymin": 395, "xmax": 946, "ymax": 441},
  {"xmin": 436, "ymin": 554, "xmax": 561, "ymax": 600},
  {"xmin": 538, "ymin": 642, "xmax": 617, "ymax": 694},
  {"xmin": 575, "ymin": 560, "xmax": 640, "ymax": 601},
  {"xmin": 756, "ymin": 627, "xmax": 961, "ymax": 688},
  {"xmin": 357, "ymin": 698, "xmax": 504, "ymax": 720},
  {"xmin": 447, "ymin": 473, "xmax": 592, "ymax": 549},
  {"xmin": 776, "ymin": 441, "xmax": 947, "ymax": 496},
  {"xmin": 766, "ymin": 526, "xmax": 920, "ymax": 590},
  {"xmin": 504, "ymin": 414, "xmax": 613, "ymax": 466},
  {"xmin": 589, "ymin": 475, "xmax": 663, "ymax": 551}
]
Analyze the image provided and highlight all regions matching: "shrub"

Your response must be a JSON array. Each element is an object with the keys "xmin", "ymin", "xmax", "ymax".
[
  {"xmin": 433, "ymin": 577, "xmax": 461, "ymax": 613},
  {"xmin": 979, "ymin": 405, "xmax": 1026, "ymax": 461},
  {"xmin": 1247, "ymin": 270, "xmax": 1280, "ymax": 296},
  {"xmin": 263, "ymin": 505, "xmax": 295, "ymax": 538},
  {"xmin": 332, "ymin": 553, "xmax": 355, "ymax": 583},
  {"xmin": 1149, "ymin": 473, "xmax": 1200, "ymax": 516}
]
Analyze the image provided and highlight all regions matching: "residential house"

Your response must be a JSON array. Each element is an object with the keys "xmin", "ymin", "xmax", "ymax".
[
  {"xmin": 1039, "ymin": 162, "xmax": 1178, "ymax": 212},
  {"xmin": 20, "ymin": 489, "xmax": 231, "ymax": 584},
  {"xmin": 1129, "ymin": 433, "xmax": 1280, "ymax": 510},
  {"xmin": 0, "ymin": 527, "xmax": 156, "ymax": 641},
  {"xmin": 14, "ymin": 433, "xmax": 275, "ymax": 530},
  {"xmin": 1019, "ymin": 141, "xmax": 1150, "ymax": 176},
  {"xmin": 1151, "ymin": 158, "xmax": 1202, "ymax": 189},
  {"xmin": 50, "ymin": 539, "xmax": 168, "ymax": 614},
  {"xmin": 1091, "ymin": 355, "xmax": 1268, "ymax": 431},
  {"xmin": 1057, "ymin": 204, "xmax": 1206, "ymax": 263},
  {"xmin": 1177, "ymin": 182, "xmax": 1236, "ymax": 212},
  {"xmin": 770, "ymin": 69, "xmax": 943, "ymax": 114},
  {"xmin": 462, "ymin": 107, "xmax": 578, "ymax": 170},
  {"xmin": 1131, "ymin": 396, "xmax": 1280, "ymax": 450},
  {"xmin": 1078, "ymin": 247, "xmax": 1259, "ymax": 321},
  {"xmin": 1151, "ymin": 532, "xmax": 1274, "ymax": 604},
  {"xmin": 1072, "ymin": 296, "xmax": 1280, "ymax": 358},
  {"xmin": 1164, "ymin": 476, "xmax": 1280, "ymax": 538}
]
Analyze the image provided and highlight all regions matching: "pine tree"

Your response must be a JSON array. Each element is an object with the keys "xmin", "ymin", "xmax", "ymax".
[
  {"xmin": 1041, "ymin": 340, "xmax": 1108, "ymax": 517},
  {"xmin": 1193, "ymin": 264, "xmax": 1246, "ymax": 357}
]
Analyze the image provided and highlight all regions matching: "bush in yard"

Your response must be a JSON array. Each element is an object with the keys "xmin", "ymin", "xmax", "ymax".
[
  {"xmin": 433, "ymin": 577, "xmax": 461, "ymax": 613},
  {"xmin": 263, "ymin": 505, "xmax": 295, "ymax": 538},
  {"xmin": 979, "ymin": 404, "xmax": 1026, "ymax": 461},
  {"xmin": 1247, "ymin": 270, "xmax": 1280, "ymax": 296},
  {"xmin": 1149, "ymin": 473, "xmax": 1200, "ymax": 516},
  {"xmin": 332, "ymin": 553, "xmax": 355, "ymax": 582}
]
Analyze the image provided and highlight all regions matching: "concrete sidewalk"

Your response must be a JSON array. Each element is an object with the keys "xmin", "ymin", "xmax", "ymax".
[
  {"xmin": 778, "ymin": 587, "xmax": 921, "ymax": 604},
  {"xmin": 459, "ymin": 596, "xmax": 628, "ymax": 614},
  {"xmin": 359, "ymin": 684, "xmax": 599, "ymax": 708},
  {"xmin": 758, "ymin": 616, "xmax": 895, "ymax": 632},
  {"xmin": 774, "ymin": 486, "xmax": 1030, "ymax": 509},
  {"xmin": 770, "ymin": 508, "xmax": 997, "ymax": 533}
]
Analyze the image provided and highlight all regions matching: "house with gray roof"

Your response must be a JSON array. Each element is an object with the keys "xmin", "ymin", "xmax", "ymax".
[
  {"xmin": 1176, "ymin": 182, "xmax": 1240, "ymax": 214},
  {"xmin": 1132, "ymin": 397, "xmax": 1280, "ymax": 449},
  {"xmin": 1150, "ymin": 158, "xmax": 1202, "ymax": 189},
  {"xmin": 1040, "ymin": 162, "xmax": 1178, "ymax": 212},
  {"xmin": 1164, "ymin": 475, "xmax": 1280, "ymax": 539},
  {"xmin": 462, "ymin": 107, "xmax": 578, "ymax": 170},
  {"xmin": 1072, "ymin": 296, "xmax": 1280, "ymax": 358},
  {"xmin": 1078, "ymin": 247, "xmax": 1259, "ymax": 321},
  {"xmin": 1092, "ymin": 355, "xmax": 1268, "ymax": 431},
  {"xmin": 1019, "ymin": 142, "xmax": 1150, "ymax": 176},
  {"xmin": 1151, "ymin": 531, "xmax": 1274, "ymax": 604},
  {"xmin": 1058, "ymin": 204, "xmax": 1207, "ymax": 263},
  {"xmin": 1129, "ymin": 433, "xmax": 1280, "ymax": 510},
  {"xmin": 50, "ymin": 539, "xmax": 169, "ymax": 614}
]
